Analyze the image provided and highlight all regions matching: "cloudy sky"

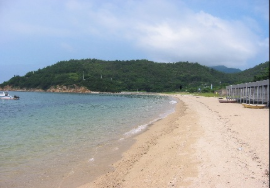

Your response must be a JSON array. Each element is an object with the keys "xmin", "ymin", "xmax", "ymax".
[{"xmin": 0, "ymin": 0, "xmax": 269, "ymax": 83}]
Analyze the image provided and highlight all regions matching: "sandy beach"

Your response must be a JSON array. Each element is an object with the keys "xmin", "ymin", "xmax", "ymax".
[{"xmin": 78, "ymin": 94, "xmax": 269, "ymax": 188}]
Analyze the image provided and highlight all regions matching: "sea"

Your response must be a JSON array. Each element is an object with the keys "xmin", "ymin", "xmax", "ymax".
[{"xmin": 0, "ymin": 91, "xmax": 177, "ymax": 188}]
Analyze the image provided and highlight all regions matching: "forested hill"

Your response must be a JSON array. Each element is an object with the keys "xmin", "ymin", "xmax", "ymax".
[{"xmin": 0, "ymin": 59, "xmax": 269, "ymax": 92}]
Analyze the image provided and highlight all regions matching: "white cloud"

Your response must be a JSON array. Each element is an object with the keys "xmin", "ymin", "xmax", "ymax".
[
  {"xmin": 62, "ymin": 0, "xmax": 266, "ymax": 68},
  {"xmin": 129, "ymin": 10, "xmax": 262, "ymax": 67},
  {"xmin": 0, "ymin": 0, "xmax": 268, "ymax": 70}
]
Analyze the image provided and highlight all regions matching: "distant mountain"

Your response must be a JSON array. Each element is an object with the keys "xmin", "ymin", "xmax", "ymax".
[{"xmin": 210, "ymin": 65, "xmax": 242, "ymax": 73}]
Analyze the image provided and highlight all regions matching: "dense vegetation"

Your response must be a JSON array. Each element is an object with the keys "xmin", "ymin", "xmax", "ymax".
[
  {"xmin": 1, "ymin": 59, "xmax": 268, "ymax": 92},
  {"xmin": 253, "ymin": 66, "xmax": 269, "ymax": 81}
]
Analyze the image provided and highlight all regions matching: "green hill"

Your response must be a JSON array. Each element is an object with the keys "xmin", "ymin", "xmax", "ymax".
[{"xmin": 0, "ymin": 59, "xmax": 268, "ymax": 92}]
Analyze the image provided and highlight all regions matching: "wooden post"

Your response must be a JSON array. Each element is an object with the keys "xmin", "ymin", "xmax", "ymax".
[
  {"xmin": 240, "ymin": 89, "xmax": 242, "ymax": 103},
  {"xmin": 245, "ymin": 83, "xmax": 248, "ymax": 103},
  {"xmin": 249, "ymin": 86, "xmax": 251, "ymax": 104},
  {"xmin": 262, "ymin": 85, "xmax": 264, "ymax": 104},
  {"xmin": 256, "ymin": 83, "xmax": 259, "ymax": 104},
  {"xmin": 267, "ymin": 81, "xmax": 269, "ymax": 107},
  {"xmin": 253, "ymin": 86, "xmax": 255, "ymax": 104}
]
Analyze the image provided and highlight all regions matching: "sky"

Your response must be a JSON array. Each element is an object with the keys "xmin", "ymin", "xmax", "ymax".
[{"xmin": 0, "ymin": 0, "xmax": 269, "ymax": 83}]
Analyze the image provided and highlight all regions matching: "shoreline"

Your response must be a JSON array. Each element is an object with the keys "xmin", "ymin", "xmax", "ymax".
[
  {"xmin": 0, "ymin": 92, "xmax": 176, "ymax": 188},
  {"xmin": 78, "ymin": 94, "xmax": 269, "ymax": 188},
  {"xmin": 54, "ymin": 94, "xmax": 178, "ymax": 188}
]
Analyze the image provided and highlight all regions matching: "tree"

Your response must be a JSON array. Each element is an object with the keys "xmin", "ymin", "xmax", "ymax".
[{"xmin": 253, "ymin": 65, "xmax": 269, "ymax": 81}]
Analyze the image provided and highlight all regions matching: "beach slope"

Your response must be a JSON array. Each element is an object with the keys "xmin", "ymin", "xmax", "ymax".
[{"xmin": 79, "ymin": 94, "xmax": 269, "ymax": 187}]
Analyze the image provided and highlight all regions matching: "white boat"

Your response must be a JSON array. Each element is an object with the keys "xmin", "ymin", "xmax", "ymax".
[
  {"xmin": 218, "ymin": 98, "xmax": 237, "ymax": 103},
  {"xmin": 0, "ymin": 91, "xmax": 19, "ymax": 100}
]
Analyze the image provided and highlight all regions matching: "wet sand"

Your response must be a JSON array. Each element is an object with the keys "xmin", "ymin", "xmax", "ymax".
[{"xmin": 78, "ymin": 94, "xmax": 269, "ymax": 188}]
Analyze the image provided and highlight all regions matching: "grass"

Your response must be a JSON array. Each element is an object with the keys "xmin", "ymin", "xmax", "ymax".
[
  {"xmin": 162, "ymin": 91, "xmax": 222, "ymax": 97},
  {"xmin": 192, "ymin": 92, "xmax": 220, "ymax": 97}
]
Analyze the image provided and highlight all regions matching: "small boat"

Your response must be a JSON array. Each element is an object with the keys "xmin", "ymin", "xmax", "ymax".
[
  {"xmin": 242, "ymin": 103, "xmax": 266, "ymax": 109},
  {"xmin": 219, "ymin": 98, "xmax": 237, "ymax": 103},
  {"xmin": 0, "ymin": 91, "xmax": 20, "ymax": 100}
]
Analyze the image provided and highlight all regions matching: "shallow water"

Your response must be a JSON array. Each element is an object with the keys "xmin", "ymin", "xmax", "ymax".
[{"xmin": 0, "ymin": 92, "xmax": 176, "ymax": 188}]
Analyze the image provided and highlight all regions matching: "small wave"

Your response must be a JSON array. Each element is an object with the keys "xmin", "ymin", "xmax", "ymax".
[
  {"xmin": 123, "ymin": 124, "xmax": 148, "ymax": 137},
  {"xmin": 123, "ymin": 102, "xmax": 176, "ymax": 137},
  {"xmin": 169, "ymin": 100, "xmax": 177, "ymax": 104},
  {"xmin": 159, "ymin": 108, "xmax": 175, "ymax": 119}
]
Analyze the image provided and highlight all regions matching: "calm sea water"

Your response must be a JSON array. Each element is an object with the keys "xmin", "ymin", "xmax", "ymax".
[{"xmin": 0, "ymin": 92, "xmax": 177, "ymax": 188}]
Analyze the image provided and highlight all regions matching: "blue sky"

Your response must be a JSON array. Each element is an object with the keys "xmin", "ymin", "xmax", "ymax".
[{"xmin": 0, "ymin": 0, "xmax": 269, "ymax": 83}]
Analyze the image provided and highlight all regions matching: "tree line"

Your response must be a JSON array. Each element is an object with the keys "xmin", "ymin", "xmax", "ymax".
[{"xmin": 0, "ymin": 59, "xmax": 268, "ymax": 92}]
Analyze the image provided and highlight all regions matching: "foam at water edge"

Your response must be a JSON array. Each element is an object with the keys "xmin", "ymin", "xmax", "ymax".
[
  {"xmin": 123, "ymin": 124, "xmax": 149, "ymax": 137},
  {"xmin": 169, "ymin": 100, "xmax": 177, "ymax": 104},
  {"xmin": 123, "ymin": 101, "xmax": 176, "ymax": 137}
]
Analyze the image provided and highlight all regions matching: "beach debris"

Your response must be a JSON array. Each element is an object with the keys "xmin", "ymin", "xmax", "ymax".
[
  {"xmin": 265, "ymin": 169, "xmax": 269, "ymax": 176},
  {"xmin": 88, "ymin": 158, "xmax": 95, "ymax": 162}
]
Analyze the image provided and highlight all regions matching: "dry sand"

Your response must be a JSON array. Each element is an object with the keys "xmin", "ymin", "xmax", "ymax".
[{"xmin": 78, "ymin": 94, "xmax": 269, "ymax": 188}]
